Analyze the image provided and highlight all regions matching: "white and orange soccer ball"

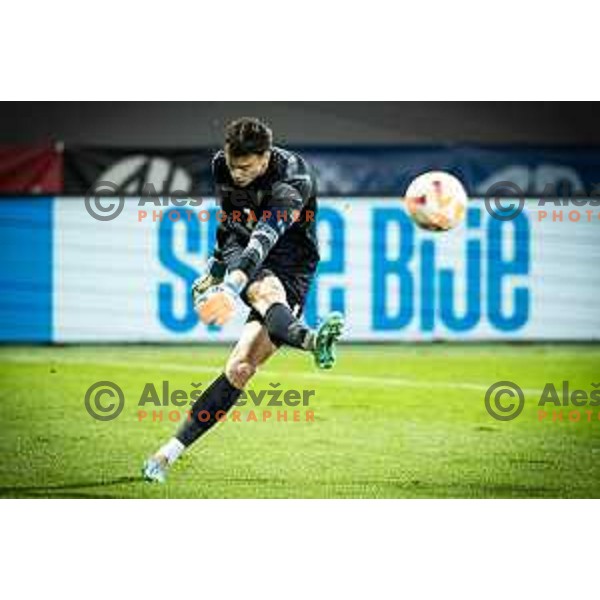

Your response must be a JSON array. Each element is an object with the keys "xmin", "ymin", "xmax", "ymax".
[{"xmin": 405, "ymin": 171, "xmax": 468, "ymax": 231}]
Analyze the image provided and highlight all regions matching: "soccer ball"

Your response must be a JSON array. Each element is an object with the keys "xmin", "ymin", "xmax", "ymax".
[{"xmin": 405, "ymin": 171, "xmax": 468, "ymax": 231}]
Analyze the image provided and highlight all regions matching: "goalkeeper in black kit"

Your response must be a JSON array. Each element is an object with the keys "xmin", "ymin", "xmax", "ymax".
[{"xmin": 143, "ymin": 117, "xmax": 344, "ymax": 482}]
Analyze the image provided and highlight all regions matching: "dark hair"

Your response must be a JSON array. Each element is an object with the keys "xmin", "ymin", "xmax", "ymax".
[{"xmin": 225, "ymin": 117, "xmax": 273, "ymax": 157}]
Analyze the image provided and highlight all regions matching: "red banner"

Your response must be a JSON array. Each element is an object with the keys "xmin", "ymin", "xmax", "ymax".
[{"xmin": 0, "ymin": 143, "xmax": 63, "ymax": 193}]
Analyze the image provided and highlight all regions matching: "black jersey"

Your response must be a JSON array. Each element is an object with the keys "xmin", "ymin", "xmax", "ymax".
[{"xmin": 211, "ymin": 147, "xmax": 320, "ymax": 278}]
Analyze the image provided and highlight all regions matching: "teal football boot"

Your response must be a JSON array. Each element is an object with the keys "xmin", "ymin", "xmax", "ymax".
[{"xmin": 312, "ymin": 312, "xmax": 344, "ymax": 370}]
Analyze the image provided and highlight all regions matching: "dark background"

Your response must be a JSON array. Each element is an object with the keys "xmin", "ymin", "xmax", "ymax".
[{"xmin": 2, "ymin": 102, "xmax": 599, "ymax": 146}]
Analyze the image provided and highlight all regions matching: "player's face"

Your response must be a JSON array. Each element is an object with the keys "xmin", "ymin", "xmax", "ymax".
[{"xmin": 225, "ymin": 148, "xmax": 270, "ymax": 187}]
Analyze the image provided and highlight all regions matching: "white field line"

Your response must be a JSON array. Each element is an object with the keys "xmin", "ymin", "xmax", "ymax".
[{"xmin": 2, "ymin": 355, "xmax": 544, "ymax": 396}]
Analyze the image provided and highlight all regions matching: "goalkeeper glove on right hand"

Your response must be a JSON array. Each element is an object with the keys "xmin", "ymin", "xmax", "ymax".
[{"xmin": 191, "ymin": 258, "xmax": 227, "ymax": 308}]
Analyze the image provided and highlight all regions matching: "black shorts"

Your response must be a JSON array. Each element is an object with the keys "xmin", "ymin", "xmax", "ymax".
[
  {"xmin": 241, "ymin": 266, "xmax": 316, "ymax": 326},
  {"xmin": 221, "ymin": 235, "xmax": 319, "ymax": 326}
]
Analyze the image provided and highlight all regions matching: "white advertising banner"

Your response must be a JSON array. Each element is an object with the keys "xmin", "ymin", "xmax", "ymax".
[{"xmin": 52, "ymin": 197, "xmax": 600, "ymax": 342}]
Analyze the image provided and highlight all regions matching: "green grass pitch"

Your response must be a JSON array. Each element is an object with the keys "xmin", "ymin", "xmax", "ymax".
[{"xmin": 0, "ymin": 344, "xmax": 599, "ymax": 498}]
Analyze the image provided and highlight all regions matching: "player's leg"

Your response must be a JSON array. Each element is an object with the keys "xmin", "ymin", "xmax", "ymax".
[
  {"xmin": 173, "ymin": 319, "xmax": 276, "ymax": 446},
  {"xmin": 245, "ymin": 272, "xmax": 344, "ymax": 369},
  {"xmin": 143, "ymin": 320, "xmax": 277, "ymax": 482}
]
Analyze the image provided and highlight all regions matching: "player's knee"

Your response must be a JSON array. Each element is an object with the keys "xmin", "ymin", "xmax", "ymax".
[
  {"xmin": 247, "ymin": 276, "xmax": 287, "ymax": 311},
  {"xmin": 225, "ymin": 356, "xmax": 257, "ymax": 389}
]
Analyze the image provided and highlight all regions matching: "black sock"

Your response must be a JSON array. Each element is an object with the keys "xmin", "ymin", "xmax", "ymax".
[
  {"xmin": 175, "ymin": 373, "xmax": 242, "ymax": 447},
  {"xmin": 263, "ymin": 302, "xmax": 314, "ymax": 350}
]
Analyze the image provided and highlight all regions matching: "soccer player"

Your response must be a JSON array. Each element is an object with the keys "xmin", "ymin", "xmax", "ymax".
[{"xmin": 143, "ymin": 117, "xmax": 344, "ymax": 482}]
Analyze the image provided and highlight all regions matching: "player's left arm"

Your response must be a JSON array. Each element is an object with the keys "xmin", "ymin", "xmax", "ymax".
[{"xmin": 237, "ymin": 182, "xmax": 308, "ymax": 275}]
